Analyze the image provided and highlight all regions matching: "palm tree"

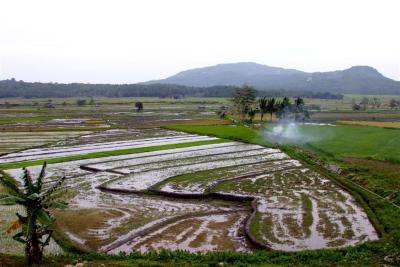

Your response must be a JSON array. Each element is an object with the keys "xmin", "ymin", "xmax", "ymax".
[
  {"xmin": 135, "ymin": 101, "xmax": 144, "ymax": 112},
  {"xmin": 276, "ymin": 97, "xmax": 291, "ymax": 119},
  {"xmin": 258, "ymin": 97, "xmax": 268, "ymax": 122},
  {"xmin": 0, "ymin": 163, "xmax": 67, "ymax": 265},
  {"xmin": 247, "ymin": 108, "xmax": 258, "ymax": 123},
  {"xmin": 294, "ymin": 97, "xmax": 304, "ymax": 112},
  {"xmin": 266, "ymin": 98, "xmax": 277, "ymax": 122}
]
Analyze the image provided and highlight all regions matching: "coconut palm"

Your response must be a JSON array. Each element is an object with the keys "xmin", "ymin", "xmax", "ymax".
[
  {"xmin": 266, "ymin": 98, "xmax": 277, "ymax": 122},
  {"xmin": 294, "ymin": 97, "xmax": 304, "ymax": 112},
  {"xmin": 247, "ymin": 108, "xmax": 258, "ymax": 123},
  {"xmin": 0, "ymin": 163, "xmax": 67, "ymax": 265},
  {"xmin": 258, "ymin": 97, "xmax": 268, "ymax": 122},
  {"xmin": 276, "ymin": 97, "xmax": 291, "ymax": 119}
]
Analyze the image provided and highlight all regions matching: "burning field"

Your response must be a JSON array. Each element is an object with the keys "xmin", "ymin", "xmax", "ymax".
[{"xmin": 0, "ymin": 128, "xmax": 379, "ymax": 255}]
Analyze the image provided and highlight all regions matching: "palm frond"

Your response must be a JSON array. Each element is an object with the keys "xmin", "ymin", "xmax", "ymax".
[
  {"xmin": 47, "ymin": 200, "xmax": 68, "ymax": 209},
  {"xmin": 26, "ymin": 209, "xmax": 37, "ymax": 237},
  {"xmin": 12, "ymin": 232, "xmax": 27, "ymax": 244},
  {"xmin": 0, "ymin": 171, "xmax": 23, "ymax": 197},
  {"xmin": 22, "ymin": 168, "xmax": 35, "ymax": 195},
  {"xmin": 35, "ymin": 163, "xmax": 47, "ymax": 193},
  {"xmin": 42, "ymin": 176, "xmax": 66, "ymax": 201},
  {"xmin": 37, "ymin": 209, "xmax": 55, "ymax": 226},
  {"xmin": 40, "ymin": 232, "xmax": 52, "ymax": 247},
  {"xmin": 0, "ymin": 193, "xmax": 25, "ymax": 205}
]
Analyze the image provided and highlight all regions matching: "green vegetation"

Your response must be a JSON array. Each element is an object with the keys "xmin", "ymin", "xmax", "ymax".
[
  {"xmin": 301, "ymin": 193, "xmax": 313, "ymax": 237},
  {"xmin": 164, "ymin": 123, "xmax": 400, "ymax": 264},
  {"xmin": 167, "ymin": 124, "xmax": 400, "ymax": 162},
  {"xmin": 0, "ymin": 139, "xmax": 228, "ymax": 169},
  {"xmin": 344, "ymin": 158, "xmax": 400, "ymax": 205},
  {"xmin": 231, "ymin": 85, "xmax": 257, "ymax": 121},
  {"xmin": 2, "ymin": 241, "xmax": 400, "ymax": 267},
  {"xmin": 1, "ymin": 94, "xmax": 400, "ymax": 266},
  {"xmin": 0, "ymin": 117, "xmax": 50, "ymax": 125},
  {"xmin": 165, "ymin": 124, "xmax": 400, "ymax": 203},
  {"xmin": 0, "ymin": 164, "xmax": 67, "ymax": 265},
  {"xmin": 290, "ymin": 124, "xmax": 400, "ymax": 162},
  {"xmin": 162, "ymin": 124, "xmax": 269, "ymax": 145}
]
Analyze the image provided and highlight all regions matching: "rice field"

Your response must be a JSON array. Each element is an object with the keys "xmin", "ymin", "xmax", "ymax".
[
  {"xmin": 0, "ymin": 128, "xmax": 379, "ymax": 255},
  {"xmin": 337, "ymin": 120, "xmax": 400, "ymax": 128},
  {"xmin": 0, "ymin": 131, "xmax": 92, "ymax": 155}
]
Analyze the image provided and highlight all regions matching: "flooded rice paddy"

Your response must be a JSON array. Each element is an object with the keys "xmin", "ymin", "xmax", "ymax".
[{"xmin": 0, "ymin": 128, "xmax": 378, "ymax": 254}]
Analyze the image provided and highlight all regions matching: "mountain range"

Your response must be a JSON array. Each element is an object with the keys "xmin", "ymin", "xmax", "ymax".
[{"xmin": 147, "ymin": 62, "xmax": 400, "ymax": 95}]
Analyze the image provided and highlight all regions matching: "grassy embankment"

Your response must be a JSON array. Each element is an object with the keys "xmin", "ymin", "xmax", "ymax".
[{"xmin": 1, "ymin": 242, "xmax": 399, "ymax": 267}]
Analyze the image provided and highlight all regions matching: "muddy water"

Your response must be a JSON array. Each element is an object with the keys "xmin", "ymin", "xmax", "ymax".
[
  {"xmin": 110, "ymin": 211, "xmax": 251, "ymax": 253},
  {"xmin": 215, "ymin": 169, "xmax": 379, "ymax": 250},
  {"xmin": 3, "ymin": 131, "xmax": 379, "ymax": 254},
  {"xmin": 106, "ymin": 152, "xmax": 289, "ymax": 191},
  {"xmin": 87, "ymin": 143, "xmax": 269, "ymax": 170},
  {"xmin": 0, "ymin": 135, "xmax": 218, "ymax": 163}
]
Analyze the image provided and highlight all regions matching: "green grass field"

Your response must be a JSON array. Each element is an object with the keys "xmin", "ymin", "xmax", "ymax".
[
  {"xmin": 281, "ymin": 124, "xmax": 400, "ymax": 162},
  {"xmin": 166, "ymin": 124, "xmax": 400, "ymax": 162}
]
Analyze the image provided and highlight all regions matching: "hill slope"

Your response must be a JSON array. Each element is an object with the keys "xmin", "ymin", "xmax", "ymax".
[{"xmin": 148, "ymin": 62, "xmax": 400, "ymax": 95}]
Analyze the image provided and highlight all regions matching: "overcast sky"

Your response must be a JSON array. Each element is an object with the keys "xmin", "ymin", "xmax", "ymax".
[{"xmin": 0, "ymin": 0, "xmax": 399, "ymax": 83}]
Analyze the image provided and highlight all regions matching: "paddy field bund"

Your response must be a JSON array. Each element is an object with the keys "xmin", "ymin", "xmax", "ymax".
[{"xmin": 0, "ymin": 128, "xmax": 379, "ymax": 255}]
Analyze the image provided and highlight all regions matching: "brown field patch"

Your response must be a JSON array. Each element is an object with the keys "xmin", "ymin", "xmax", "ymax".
[{"xmin": 337, "ymin": 120, "xmax": 400, "ymax": 128}]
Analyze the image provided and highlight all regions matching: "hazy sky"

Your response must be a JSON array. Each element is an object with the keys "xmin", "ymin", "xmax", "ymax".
[{"xmin": 1, "ymin": 0, "xmax": 399, "ymax": 83}]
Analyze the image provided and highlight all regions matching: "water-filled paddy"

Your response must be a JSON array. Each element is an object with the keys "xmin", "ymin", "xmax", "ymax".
[{"xmin": 0, "ymin": 128, "xmax": 378, "ymax": 254}]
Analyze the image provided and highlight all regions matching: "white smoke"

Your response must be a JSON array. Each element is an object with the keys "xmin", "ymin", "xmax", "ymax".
[{"xmin": 264, "ymin": 122, "xmax": 329, "ymax": 144}]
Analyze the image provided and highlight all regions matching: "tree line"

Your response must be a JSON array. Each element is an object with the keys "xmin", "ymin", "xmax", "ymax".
[
  {"xmin": 352, "ymin": 97, "xmax": 400, "ymax": 111},
  {"xmin": 230, "ymin": 85, "xmax": 309, "ymax": 123},
  {"xmin": 0, "ymin": 78, "xmax": 344, "ymax": 99}
]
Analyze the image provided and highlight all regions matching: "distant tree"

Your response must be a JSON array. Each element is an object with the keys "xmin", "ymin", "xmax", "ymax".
[
  {"xmin": 231, "ymin": 85, "xmax": 257, "ymax": 122},
  {"xmin": 247, "ymin": 108, "xmax": 258, "ymax": 123},
  {"xmin": 370, "ymin": 97, "xmax": 381, "ymax": 109},
  {"xmin": 352, "ymin": 103, "xmax": 362, "ymax": 111},
  {"xmin": 276, "ymin": 97, "xmax": 291, "ymax": 119},
  {"xmin": 43, "ymin": 99, "xmax": 54, "ymax": 109},
  {"xmin": 294, "ymin": 97, "xmax": 305, "ymax": 112},
  {"xmin": 0, "ymin": 164, "xmax": 67, "ymax": 265},
  {"xmin": 76, "ymin": 99, "xmax": 87, "ymax": 106},
  {"xmin": 61, "ymin": 101, "xmax": 67, "ymax": 106},
  {"xmin": 360, "ymin": 97, "xmax": 369, "ymax": 110},
  {"xmin": 88, "ymin": 98, "xmax": 95, "ymax": 105},
  {"xmin": 135, "ymin": 101, "xmax": 144, "ymax": 112},
  {"xmin": 389, "ymin": 99, "xmax": 399, "ymax": 110},
  {"xmin": 258, "ymin": 97, "xmax": 268, "ymax": 122},
  {"xmin": 266, "ymin": 98, "xmax": 278, "ymax": 122},
  {"xmin": 217, "ymin": 106, "xmax": 227, "ymax": 119}
]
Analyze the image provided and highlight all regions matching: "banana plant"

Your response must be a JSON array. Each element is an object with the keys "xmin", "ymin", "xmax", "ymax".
[{"xmin": 0, "ymin": 163, "xmax": 67, "ymax": 265}]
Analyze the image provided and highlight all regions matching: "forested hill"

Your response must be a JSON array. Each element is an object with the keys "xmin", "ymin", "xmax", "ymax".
[
  {"xmin": 0, "ymin": 79, "xmax": 343, "ymax": 99},
  {"xmin": 0, "ymin": 79, "xmax": 236, "ymax": 98},
  {"xmin": 148, "ymin": 62, "xmax": 400, "ymax": 95}
]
